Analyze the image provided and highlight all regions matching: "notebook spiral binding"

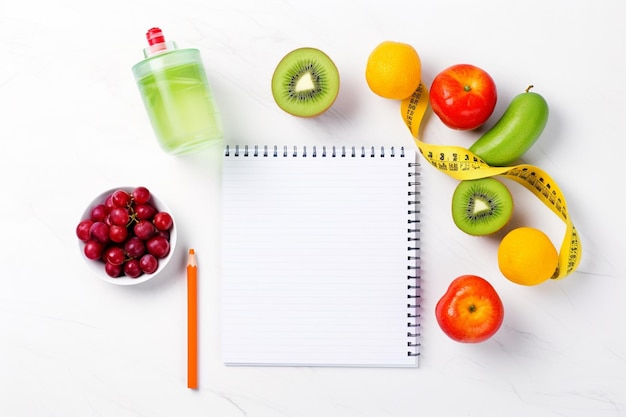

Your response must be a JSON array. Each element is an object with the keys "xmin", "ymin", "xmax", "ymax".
[
  {"xmin": 224, "ymin": 144, "xmax": 407, "ymax": 158},
  {"xmin": 407, "ymin": 161, "xmax": 421, "ymax": 357}
]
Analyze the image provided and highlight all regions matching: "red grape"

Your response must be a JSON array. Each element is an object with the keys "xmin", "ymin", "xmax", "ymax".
[
  {"xmin": 153, "ymin": 212, "xmax": 173, "ymax": 231},
  {"xmin": 90, "ymin": 204, "xmax": 108, "ymax": 222},
  {"xmin": 109, "ymin": 224, "xmax": 128, "ymax": 243},
  {"xmin": 76, "ymin": 219, "xmax": 94, "ymax": 241},
  {"xmin": 84, "ymin": 240, "xmax": 104, "ymax": 260},
  {"xmin": 134, "ymin": 220, "xmax": 156, "ymax": 240},
  {"xmin": 104, "ymin": 194, "xmax": 116, "ymax": 211},
  {"xmin": 104, "ymin": 246, "xmax": 126, "ymax": 266},
  {"xmin": 135, "ymin": 203, "xmax": 157, "ymax": 220},
  {"xmin": 105, "ymin": 262, "xmax": 123, "ymax": 278},
  {"xmin": 111, "ymin": 189, "xmax": 131, "ymax": 207},
  {"xmin": 132, "ymin": 186, "xmax": 151, "ymax": 204},
  {"xmin": 139, "ymin": 254, "xmax": 159, "ymax": 274},
  {"xmin": 146, "ymin": 236, "xmax": 170, "ymax": 258},
  {"xmin": 124, "ymin": 236, "xmax": 146, "ymax": 258},
  {"xmin": 109, "ymin": 206, "xmax": 130, "ymax": 227},
  {"xmin": 89, "ymin": 221, "xmax": 110, "ymax": 244},
  {"xmin": 123, "ymin": 259, "xmax": 143, "ymax": 278}
]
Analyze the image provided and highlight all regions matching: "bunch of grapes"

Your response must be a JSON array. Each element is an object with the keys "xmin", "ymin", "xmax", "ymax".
[{"xmin": 76, "ymin": 186, "xmax": 174, "ymax": 278}]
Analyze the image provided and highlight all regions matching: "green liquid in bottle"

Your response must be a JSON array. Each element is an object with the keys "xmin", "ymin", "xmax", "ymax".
[
  {"xmin": 136, "ymin": 60, "xmax": 223, "ymax": 155},
  {"xmin": 132, "ymin": 32, "xmax": 223, "ymax": 155}
]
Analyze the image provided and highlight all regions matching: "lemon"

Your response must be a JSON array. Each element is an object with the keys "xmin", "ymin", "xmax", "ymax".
[
  {"xmin": 365, "ymin": 41, "xmax": 421, "ymax": 100},
  {"xmin": 497, "ymin": 227, "xmax": 558, "ymax": 286}
]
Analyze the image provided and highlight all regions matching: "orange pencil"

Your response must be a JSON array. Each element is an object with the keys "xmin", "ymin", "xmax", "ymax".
[{"xmin": 187, "ymin": 248, "xmax": 198, "ymax": 389}]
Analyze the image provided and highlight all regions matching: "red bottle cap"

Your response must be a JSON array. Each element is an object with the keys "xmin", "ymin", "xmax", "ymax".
[
  {"xmin": 144, "ymin": 27, "xmax": 172, "ymax": 56},
  {"xmin": 146, "ymin": 27, "xmax": 165, "ymax": 46}
]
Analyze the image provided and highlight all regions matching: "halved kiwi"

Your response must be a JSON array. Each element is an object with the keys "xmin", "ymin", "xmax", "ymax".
[
  {"xmin": 271, "ymin": 47, "xmax": 340, "ymax": 117},
  {"xmin": 451, "ymin": 177, "xmax": 513, "ymax": 236}
]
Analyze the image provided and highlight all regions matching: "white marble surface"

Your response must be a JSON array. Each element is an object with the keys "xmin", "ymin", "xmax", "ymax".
[{"xmin": 1, "ymin": 0, "xmax": 624, "ymax": 416}]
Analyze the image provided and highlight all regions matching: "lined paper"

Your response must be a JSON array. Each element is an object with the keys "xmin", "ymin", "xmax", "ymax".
[{"xmin": 221, "ymin": 146, "xmax": 420, "ymax": 367}]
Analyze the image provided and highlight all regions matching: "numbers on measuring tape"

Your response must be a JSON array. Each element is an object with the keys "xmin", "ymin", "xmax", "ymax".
[
  {"xmin": 503, "ymin": 167, "xmax": 568, "ymax": 220},
  {"xmin": 418, "ymin": 145, "xmax": 490, "ymax": 176}
]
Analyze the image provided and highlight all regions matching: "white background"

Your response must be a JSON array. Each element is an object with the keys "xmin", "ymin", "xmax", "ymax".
[{"xmin": 1, "ymin": 0, "xmax": 624, "ymax": 416}]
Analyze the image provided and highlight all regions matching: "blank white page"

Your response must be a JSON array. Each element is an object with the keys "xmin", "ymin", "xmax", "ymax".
[{"xmin": 221, "ymin": 145, "xmax": 420, "ymax": 367}]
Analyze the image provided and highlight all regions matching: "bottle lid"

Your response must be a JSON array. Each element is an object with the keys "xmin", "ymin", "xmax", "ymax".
[{"xmin": 143, "ymin": 27, "xmax": 177, "ymax": 58}]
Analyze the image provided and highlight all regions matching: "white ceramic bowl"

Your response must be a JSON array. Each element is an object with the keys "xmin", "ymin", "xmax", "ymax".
[{"xmin": 77, "ymin": 186, "xmax": 177, "ymax": 285}]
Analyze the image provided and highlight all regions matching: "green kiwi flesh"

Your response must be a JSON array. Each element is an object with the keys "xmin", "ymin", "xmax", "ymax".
[
  {"xmin": 451, "ymin": 177, "xmax": 513, "ymax": 236},
  {"xmin": 271, "ymin": 47, "xmax": 340, "ymax": 117}
]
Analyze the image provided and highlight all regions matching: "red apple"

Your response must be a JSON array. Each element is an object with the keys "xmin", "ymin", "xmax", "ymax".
[
  {"xmin": 429, "ymin": 64, "xmax": 497, "ymax": 130},
  {"xmin": 435, "ymin": 275, "xmax": 504, "ymax": 343}
]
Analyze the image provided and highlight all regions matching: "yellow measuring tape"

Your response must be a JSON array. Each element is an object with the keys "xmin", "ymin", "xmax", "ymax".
[{"xmin": 401, "ymin": 83, "xmax": 581, "ymax": 280}]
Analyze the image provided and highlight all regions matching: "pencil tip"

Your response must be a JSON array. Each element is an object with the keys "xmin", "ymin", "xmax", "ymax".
[{"xmin": 189, "ymin": 248, "xmax": 195, "ymax": 255}]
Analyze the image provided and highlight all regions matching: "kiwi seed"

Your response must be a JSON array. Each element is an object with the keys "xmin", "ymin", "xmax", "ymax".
[
  {"xmin": 451, "ymin": 177, "xmax": 513, "ymax": 236},
  {"xmin": 271, "ymin": 47, "xmax": 340, "ymax": 117}
]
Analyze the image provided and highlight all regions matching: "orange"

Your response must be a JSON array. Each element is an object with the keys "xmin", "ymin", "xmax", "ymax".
[
  {"xmin": 497, "ymin": 227, "xmax": 558, "ymax": 286},
  {"xmin": 365, "ymin": 41, "xmax": 421, "ymax": 100}
]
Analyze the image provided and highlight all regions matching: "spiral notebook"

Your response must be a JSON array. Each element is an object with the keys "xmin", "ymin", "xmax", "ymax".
[{"xmin": 221, "ymin": 145, "xmax": 421, "ymax": 367}]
